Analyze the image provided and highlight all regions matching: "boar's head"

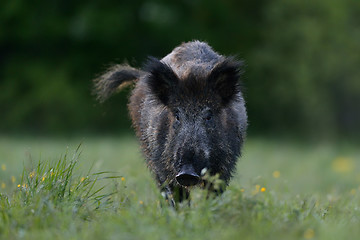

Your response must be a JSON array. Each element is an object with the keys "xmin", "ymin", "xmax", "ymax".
[{"xmin": 142, "ymin": 56, "xmax": 247, "ymax": 190}]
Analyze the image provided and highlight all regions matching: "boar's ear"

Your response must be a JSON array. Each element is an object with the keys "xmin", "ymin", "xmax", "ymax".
[
  {"xmin": 207, "ymin": 58, "xmax": 243, "ymax": 105},
  {"xmin": 144, "ymin": 57, "xmax": 179, "ymax": 105}
]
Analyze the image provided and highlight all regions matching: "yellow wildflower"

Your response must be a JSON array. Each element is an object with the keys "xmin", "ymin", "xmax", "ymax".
[
  {"xmin": 1, "ymin": 164, "xmax": 6, "ymax": 171},
  {"xmin": 121, "ymin": 177, "xmax": 125, "ymax": 182},
  {"xmin": 29, "ymin": 171, "xmax": 35, "ymax": 178},
  {"xmin": 350, "ymin": 189, "xmax": 356, "ymax": 195},
  {"xmin": 42, "ymin": 176, "xmax": 46, "ymax": 182},
  {"xmin": 11, "ymin": 176, "xmax": 16, "ymax": 183},
  {"xmin": 139, "ymin": 200, "xmax": 144, "ymax": 205},
  {"xmin": 261, "ymin": 187, "xmax": 266, "ymax": 192},
  {"xmin": 80, "ymin": 177, "xmax": 85, "ymax": 182},
  {"xmin": 240, "ymin": 188, "xmax": 245, "ymax": 192},
  {"xmin": 1, "ymin": 183, "xmax": 5, "ymax": 189},
  {"xmin": 17, "ymin": 184, "xmax": 21, "ymax": 188},
  {"xmin": 272, "ymin": 171, "xmax": 280, "ymax": 178},
  {"xmin": 304, "ymin": 228, "xmax": 315, "ymax": 239},
  {"xmin": 332, "ymin": 157, "xmax": 354, "ymax": 173}
]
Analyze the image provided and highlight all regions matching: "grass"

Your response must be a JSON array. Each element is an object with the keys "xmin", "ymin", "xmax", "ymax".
[{"xmin": 0, "ymin": 135, "xmax": 360, "ymax": 239}]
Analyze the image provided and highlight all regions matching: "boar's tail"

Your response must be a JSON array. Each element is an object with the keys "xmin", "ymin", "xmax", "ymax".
[{"xmin": 93, "ymin": 64, "xmax": 145, "ymax": 102}]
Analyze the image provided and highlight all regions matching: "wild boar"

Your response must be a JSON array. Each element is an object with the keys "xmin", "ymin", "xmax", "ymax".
[{"xmin": 94, "ymin": 41, "xmax": 247, "ymax": 203}]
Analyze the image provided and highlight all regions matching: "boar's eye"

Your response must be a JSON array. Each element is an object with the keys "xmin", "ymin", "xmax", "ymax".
[
  {"xmin": 204, "ymin": 110, "xmax": 213, "ymax": 122},
  {"xmin": 174, "ymin": 111, "xmax": 180, "ymax": 122}
]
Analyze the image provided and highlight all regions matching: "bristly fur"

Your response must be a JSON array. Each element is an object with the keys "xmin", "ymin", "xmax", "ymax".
[{"xmin": 93, "ymin": 64, "xmax": 144, "ymax": 102}]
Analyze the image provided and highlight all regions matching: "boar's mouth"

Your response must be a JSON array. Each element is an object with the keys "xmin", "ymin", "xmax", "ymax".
[{"xmin": 175, "ymin": 164, "xmax": 200, "ymax": 187}]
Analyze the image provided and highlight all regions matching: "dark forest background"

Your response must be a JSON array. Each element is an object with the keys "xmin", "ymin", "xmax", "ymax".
[{"xmin": 1, "ymin": 0, "xmax": 360, "ymax": 138}]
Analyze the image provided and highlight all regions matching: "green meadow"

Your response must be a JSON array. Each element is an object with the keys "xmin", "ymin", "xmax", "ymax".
[
  {"xmin": 2, "ymin": 1, "xmax": 360, "ymax": 239},
  {"xmin": 1, "ymin": 136, "xmax": 359, "ymax": 240}
]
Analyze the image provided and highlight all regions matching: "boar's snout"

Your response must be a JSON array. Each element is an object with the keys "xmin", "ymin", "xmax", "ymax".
[{"xmin": 176, "ymin": 164, "xmax": 200, "ymax": 187}]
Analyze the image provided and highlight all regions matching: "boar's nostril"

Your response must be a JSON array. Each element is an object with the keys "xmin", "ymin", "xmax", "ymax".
[{"xmin": 176, "ymin": 164, "xmax": 200, "ymax": 187}]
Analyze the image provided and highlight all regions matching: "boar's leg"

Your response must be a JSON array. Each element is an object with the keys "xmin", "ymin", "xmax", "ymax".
[
  {"xmin": 161, "ymin": 185, "xmax": 190, "ymax": 206},
  {"xmin": 171, "ymin": 186, "xmax": 190, "ymax": 203}
]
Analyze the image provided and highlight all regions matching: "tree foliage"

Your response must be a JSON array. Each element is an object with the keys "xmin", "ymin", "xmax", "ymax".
[{"xmin": 0, "ymin": 0, "xmax": 359, "ymax": 137}]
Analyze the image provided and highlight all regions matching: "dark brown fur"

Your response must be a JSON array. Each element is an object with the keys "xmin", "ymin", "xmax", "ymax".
[{"xmin": 94, "ymin": 41, "xmax": 247, "ymax": 203}]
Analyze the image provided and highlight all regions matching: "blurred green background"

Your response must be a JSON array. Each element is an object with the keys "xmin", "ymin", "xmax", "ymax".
[{"xmin": 1, "ymin": 0, "xmax": 360, "ymax": 138}]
